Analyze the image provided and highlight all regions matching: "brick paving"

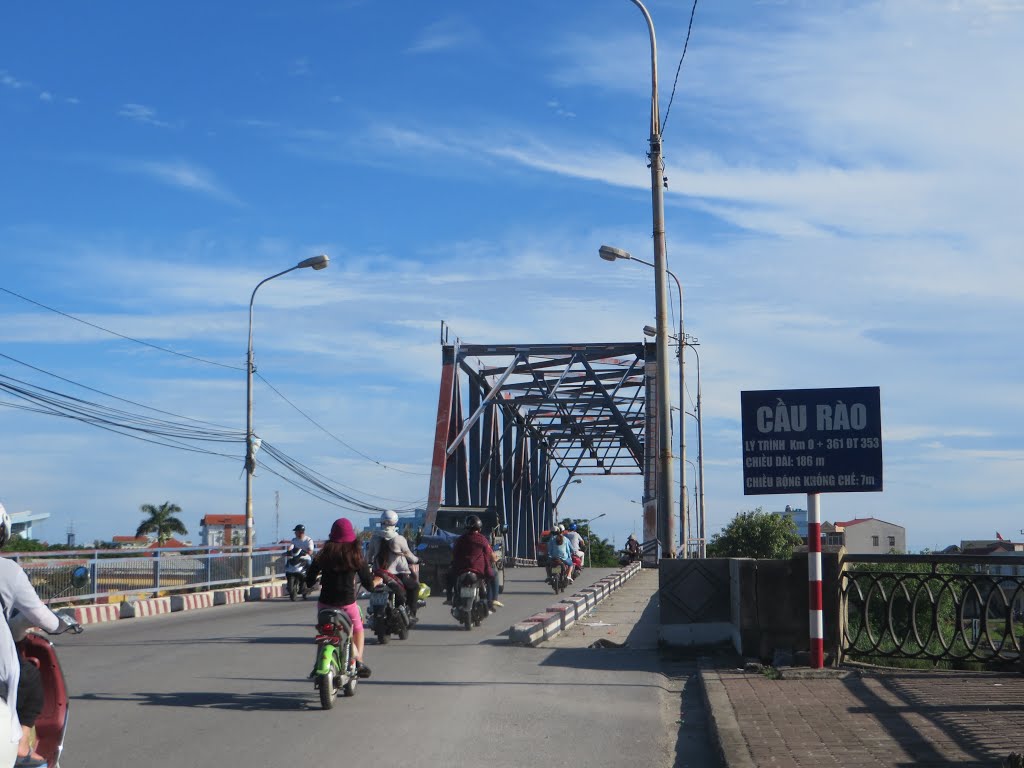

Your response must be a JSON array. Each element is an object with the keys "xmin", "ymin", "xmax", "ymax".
[{"xmin": 703, "ymin": 666, "xmax": 1024, "ymax": 767}]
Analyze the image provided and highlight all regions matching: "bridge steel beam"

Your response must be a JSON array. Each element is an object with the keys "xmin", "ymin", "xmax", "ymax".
[{"xmin": 426, "ymin": 341, "xmax": 651, "ymax": 556}]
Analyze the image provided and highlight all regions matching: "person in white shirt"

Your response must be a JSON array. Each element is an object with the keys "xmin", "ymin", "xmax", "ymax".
[
  {"xmin": 290, "ymin": 524, "xmax": 316, "ymax": 556},
  {"xmin": 367, "ymin": 511, "xmax": 422, "ymax": 620},
  {"xmin": 0, "ymin": 505, "xmax": 78, "ymax": 768}
]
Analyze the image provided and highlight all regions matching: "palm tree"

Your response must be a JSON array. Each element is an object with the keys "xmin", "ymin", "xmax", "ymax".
[{"xmin": 136, "ymin": 501, "xmax": 188, "ymax": 544}]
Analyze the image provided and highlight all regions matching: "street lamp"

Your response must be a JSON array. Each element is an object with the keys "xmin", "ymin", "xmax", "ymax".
[
  {"xmin": 686, "ymin": 340, "xmax": 706, "ymax": 558},
  {"xmin": 579, "ymin": 512, "xmax": 607, "ymax": 568},
  {"xmin": 245, "ymin": 254, "xmax": 329, "ymax": 583},
  {"xmin": 600, "ymin": 244, "xmax": 686, "ymax": 558}
]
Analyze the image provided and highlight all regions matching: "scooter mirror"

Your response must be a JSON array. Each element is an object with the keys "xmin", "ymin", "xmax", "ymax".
[{"xmin": 70, "ymin": 565, "xmax": 90, "ymax": 589}]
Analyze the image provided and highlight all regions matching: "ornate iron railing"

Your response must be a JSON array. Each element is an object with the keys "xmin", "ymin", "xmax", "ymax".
[{"xmin": 840, "ymin": 553, "xmax": 1024, "ymax": 665}]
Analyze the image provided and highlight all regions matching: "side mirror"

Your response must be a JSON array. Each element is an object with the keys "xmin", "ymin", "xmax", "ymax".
[{"xmin": 71, "ymin": 565, "xmax": 90, "ymax": 589}]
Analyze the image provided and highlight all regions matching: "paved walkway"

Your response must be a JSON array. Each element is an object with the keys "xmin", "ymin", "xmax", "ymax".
[
  {"xmin": 537, "ymin": 567, "xmax": 1024, "ymax": 767},
  {"xmin": 703, "ymin": 664, "xmax": 1024, "ymax": 767}
]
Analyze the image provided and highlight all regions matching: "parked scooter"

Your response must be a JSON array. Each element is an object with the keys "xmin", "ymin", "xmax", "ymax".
[
  {"xmin": 6, "ymin": 566, "xmax": 88, "ymax": 768},
  {"xmin": 367, "ymin": 571, "xmax": 412, "ymax": 644},
  {"xmin": 451, "ymin": 571, "xmax": 489, "ymax": 630},
  {"xmin": 284, "ymin": 547, "xmax": 312, "ymax": 601},
  {"xmin": 312, "ymin": 608, "xmax": 359, "ymax": 709}
]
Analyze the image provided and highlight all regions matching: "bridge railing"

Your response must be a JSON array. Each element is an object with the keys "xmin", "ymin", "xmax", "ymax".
[
  {"xmin": 5, "ymin": 545, "xmax": 288, "ymax": 605},
  {"xmin": 840, "ymin": 552, "xmax": 1024, "ymax": 666}
]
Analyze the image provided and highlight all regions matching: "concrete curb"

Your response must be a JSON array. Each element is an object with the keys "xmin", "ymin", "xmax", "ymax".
[
  {"xmin": 246, "ymin": 583, "xmax": 284, "ymax": 601},
  {"xmin": 508, "ymin": 562, "xmax": 641, "ymax": 646},
  {"xmin": 70, "ymin": 604, "xmax": 120, "ymax": 626},
  {"xmin": 170, "ymin": 591, "xmax": 214, "ymax": 612},
  {"xmin": 214, "ymin": 587, "xmax": 247, "ymax": 606},
  {"xmin": 698, "ymin": 667, "xmax": 756, "ymax": 768},
  {"xmin": 120, "ymin": 596, "xmax": 172, "ymax": 619}
]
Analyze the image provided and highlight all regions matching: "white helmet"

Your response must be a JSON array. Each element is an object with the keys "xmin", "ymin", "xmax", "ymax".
[
  {"xmin": 0, "ymin": 503, "xmax": 10, "ymax": 549},
  {"xmin": 380, "ymin": 510, "xmax": 399, "ymax": 527}
]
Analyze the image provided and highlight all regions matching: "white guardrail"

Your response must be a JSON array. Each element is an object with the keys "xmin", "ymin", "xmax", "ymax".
[{"xmin": 4, "ymin": 545, "xmax": 288, "ymax": 606}]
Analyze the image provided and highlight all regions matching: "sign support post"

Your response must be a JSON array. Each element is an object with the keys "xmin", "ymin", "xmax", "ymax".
[{"xmin": 807, "ymin": 492, "xmax": 823, "ymax": 669}]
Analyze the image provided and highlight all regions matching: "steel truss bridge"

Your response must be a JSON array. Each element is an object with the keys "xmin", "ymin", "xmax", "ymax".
[{"xmin": 425, "ymin": 338, "xmax": 666, "ymax": 561}]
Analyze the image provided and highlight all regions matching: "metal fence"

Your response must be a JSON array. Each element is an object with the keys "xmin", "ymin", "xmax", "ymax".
[
  {"xmin": 5, "ymin": 545, "xmax": 288, "ymax": 605},
  {"xmin": 840, "ymin": 553, "xmax": 1024, "ymax": 666}
]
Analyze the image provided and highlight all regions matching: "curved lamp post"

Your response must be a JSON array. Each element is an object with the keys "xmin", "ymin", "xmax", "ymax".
[{"xmin": 245, "ymin": 254, "xmax": 329, "ymax": 583}]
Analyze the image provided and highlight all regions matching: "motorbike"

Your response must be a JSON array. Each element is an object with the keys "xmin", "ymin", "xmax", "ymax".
[
  {"xmin": 571, "ymin": 552, "xmax": 583, "ymax": 580},
  {"xmin": 312, "ymin": 608, "xmax": 359, "ymax": 709},
  {"xmin": 619, "ymin": 547, "xmax": 642, "ymax": 566},
  {"xmin": 5, "ymin": 566, "xmax": 88, "ymax": 768},
  {"xmin": 284, "ymin": 547, "xmax": 312, "ymax": 601},
  {"xmin": 451, "ymin": 571, "xmax": 489, "ymax": 631},
  {"xmin": 367, "ymin": 571, "xmax": 412, "ymax": 645},
  {"xmin": 546, "ymin": 561, "xmax": 569, "ymax": 594}
]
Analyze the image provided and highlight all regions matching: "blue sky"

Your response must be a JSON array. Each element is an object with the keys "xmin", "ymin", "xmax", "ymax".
[{"xmin": 2, "ymin": 1, "xmax": 1022, "ymax": 552}]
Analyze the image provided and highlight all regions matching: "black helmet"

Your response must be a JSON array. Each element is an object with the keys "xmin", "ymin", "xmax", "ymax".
[
  {"xmin": 293, "ymin": 524, "xmax": 305, "ymax": 534},
  {"xmin": 465, "ymin": 515, "xmax": 482, "ymax": 532}
]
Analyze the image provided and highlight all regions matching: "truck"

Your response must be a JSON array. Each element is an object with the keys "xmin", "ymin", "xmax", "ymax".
[{"xmin": 415, "ymin": 505, "xmax": 506, "ymax": 596}]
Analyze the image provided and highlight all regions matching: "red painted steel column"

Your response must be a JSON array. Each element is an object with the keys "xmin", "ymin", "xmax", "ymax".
[
  {"xmin": 424, "ymin": 345, "xmax": 456, "ymax": 529},
  {"xmin": 807, "ymin": 492, "xmax": 824, "ymax": 668}
]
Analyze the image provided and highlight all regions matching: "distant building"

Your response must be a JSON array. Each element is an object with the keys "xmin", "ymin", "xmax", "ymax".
[
  {"xmin": 832, "ymin": 517, "xmax": 906, "ymax": 554},
  {"xmin": 199, "ymin": 514, "xmax": 248, "ymax": 547},
  {"xmin": 9, "ymin": 510, "xmax": 50, "ymax": 540},
  {"xmin": 779, "ymin": 505, "xmax": 808, "ymax": 536},
  {"xmin": 111, "ymin": 535, "xmax": 150, "ymax": 550}
]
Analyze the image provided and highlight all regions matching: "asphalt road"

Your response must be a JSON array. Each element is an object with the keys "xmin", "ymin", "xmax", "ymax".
[{"xmin": 55, "ymin": 567, "xmax": 694, "ymax": 768}]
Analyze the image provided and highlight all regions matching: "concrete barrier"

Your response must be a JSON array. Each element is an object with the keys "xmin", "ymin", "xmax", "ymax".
[
  {"xmin": 120, "ymin": 596, "xmax": 172, "ymax": 619},
  {"xmin": 246, "ymin": 583, "xmax": 284, "ymax": 601},
  {"xmin": 214, "ymin": 587, "xmax": 247, "ymax": 606},
  {"xmin": 170, "ymin": 591, "xmax": 214, "ymax": 612},
  {"xmin": 508, "ymin": 562, "xmax": 641, "ymax": 646},
  {"xmin": 70, "ymin": 604, "xmax": 120, "ymax": 625}
]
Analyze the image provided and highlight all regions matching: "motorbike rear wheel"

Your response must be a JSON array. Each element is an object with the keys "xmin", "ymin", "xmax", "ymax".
[
  {"xmin": 342, "ymin": 675, "xmax": 357, "ymax": 697},
  {"xmin": 462, "ymin": 610, "xmax": 472, "ymax": 631},
  {"xmin": 397, "ymin": 619, "xmax": 409, "ymax": 641},
  {"xmin": 318, "ymin": 665, "xmax": 338, "ymax": 710},
  {"xmin": 288, "ymin": 576, "xmax": 296, "ymax": 601},
  {"xmin": 376, "ymin": 628, "xmax": 389, "ymax": 645}
]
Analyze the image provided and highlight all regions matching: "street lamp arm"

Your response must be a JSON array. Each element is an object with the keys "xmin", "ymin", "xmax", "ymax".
[{"xmin": 629, "ymin": 0, "xmax": 660, "ymax": 135}]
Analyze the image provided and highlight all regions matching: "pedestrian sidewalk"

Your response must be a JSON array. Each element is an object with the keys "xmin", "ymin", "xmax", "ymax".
[
  {"xmin": 537, "ymin": 567, "xmax": 1024, "ymax": 767},
  {"xmin": 702, "ymin": 663, "xmax": 1024, "ymax": 767}
]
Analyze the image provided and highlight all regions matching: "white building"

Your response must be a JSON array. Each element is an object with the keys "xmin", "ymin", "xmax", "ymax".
[
  {"xmin": 833, "ymin": 517, "xmax": 906, "ymax": 554},
  {"xmin": 198, "ymin": 514, "xmax": 248, "ymax": 547}
]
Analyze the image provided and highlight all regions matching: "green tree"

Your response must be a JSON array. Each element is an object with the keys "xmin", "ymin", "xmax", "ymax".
[
  {"xmin": 2, "ymin": 535, "xmax": 51, "ymax": 553},
  {"xmin": 559, "ymin": 518, "xmax": 618, "ymax": 567},
  {"xmin": 135, "ymin": 501, "xmax": 188, "ymax": 544},
  {"xmin": 706, "ymin": 507, "xmax": 802, "ymax": 559}
]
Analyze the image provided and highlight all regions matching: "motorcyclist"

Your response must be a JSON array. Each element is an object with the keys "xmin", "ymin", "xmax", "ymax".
[
  {"xmin": 290, "ymin": 524, "xmax": 316, "ymax": 556},
  {"xmin": 367, "ymin": 511, "xmax": 422, "ymax": 620},
  {"xmin": 562, "ymin": 523, "xmax": 586, "ymax": 572},
  {"xmin": 305, "ymin": 518, "xmax": 374, "ymax": 679},
  {"xmin": 0, "ymin": 505, "xmax": 80, "ymax": 768},
  {"xmin": 450, "ymin": 515, "xmax": 500, "ymax": 612},
  {"xmin": 546, "ymin": 525, "xmax": 574, "ymax": 585},
  {"xmin": 626, "ymin": 533, "xmax": 641, "ymax": 561}
]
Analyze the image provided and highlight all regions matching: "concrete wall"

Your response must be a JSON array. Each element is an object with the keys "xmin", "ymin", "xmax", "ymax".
[{"xmin": 660, "ymin": 553, "xmax": 843, "ymax": 664}]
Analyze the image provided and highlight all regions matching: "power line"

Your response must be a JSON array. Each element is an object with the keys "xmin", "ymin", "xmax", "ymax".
[
  {"xmin": 662, "ymin": 0, "xmax": 699, "ymax": 136},
  {"xmin": 0, "ymin": 286, "xmax": 244, "ymax": 371},
  {"xmin": 1, "ymin": 286, "xmax": 428, "ymax": 478},
  {"xmin": 256, "ymin": 371, "xmax": 429, "ymax": 476}
]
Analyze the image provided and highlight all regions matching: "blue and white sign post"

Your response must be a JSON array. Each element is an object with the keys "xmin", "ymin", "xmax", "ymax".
[{"xmin": 740, "ymin": 386, "xmax": 883, "ymax": 668}]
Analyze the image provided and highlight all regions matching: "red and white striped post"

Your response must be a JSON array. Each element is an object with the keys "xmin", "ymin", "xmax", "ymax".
[{"xmin": 807, "ymin": 492, "xmax": 824, "ymax": 668}]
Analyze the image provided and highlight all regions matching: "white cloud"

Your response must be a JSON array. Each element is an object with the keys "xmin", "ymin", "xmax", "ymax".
[
  {"xmin": 406, "ymin": 17, "xmax": 479, "ymax": 55},
  {"xmin": 118, "ymin": 103, "xmax": 170, "ymax": 127},
  {"xmin": 119, "ymin": 159, "xmax": 239, "ymax": 203}
]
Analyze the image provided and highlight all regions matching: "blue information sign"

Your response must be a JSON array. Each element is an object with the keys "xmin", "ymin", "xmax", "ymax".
[{"xmin": 740, "ymin": 386, "xmax": 883, "ymax": 495}]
